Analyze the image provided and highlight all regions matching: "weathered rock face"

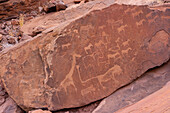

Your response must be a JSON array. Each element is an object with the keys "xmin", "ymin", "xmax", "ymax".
[
  {"xmin": 21, "ymin": 0, "xmax": 116, "ymax": 36},
  {"xmin": 21, "ymin": 0, "xmax": 168, "ymax": 36},
  {"xmin": 0, "ymin": 0, "xmax": 66, "ymax": 22},
  {"xmin": 0, "ymin": 80, "xmax": 24, "ymax": 113},
  {"xmin": 0, "ymin": 0, "xmax": 38, "ymax": 22},
  {"xmin": 115, "ymin": 81, "xmax": 170, "ymax": 113},
  {"xmin": 0, "ymin": 4, "xmax": 170, "ymax": 111},
  {"xmin": 92, "ymin": 60, "xmax": 170, "ymax": 113}
]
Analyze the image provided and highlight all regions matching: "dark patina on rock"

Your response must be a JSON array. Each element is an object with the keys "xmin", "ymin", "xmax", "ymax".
[{"xmin": 0, "ymin": 4, "xmax": 170, "ymax": 111}]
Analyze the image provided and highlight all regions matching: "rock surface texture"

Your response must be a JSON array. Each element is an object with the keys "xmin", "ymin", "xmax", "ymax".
[
  {"xmin": 0, "ymin": 80, "xmax": 23, "ymax": 113},
  {"xmin": 21, "ymin": 0, "xmax": 116, "ymax": 36},
  {"xmin": 115, "ymin": 81, "xmax": 170, "ymax": 113},
  {"xmin": 115, "ymin": 0, "xmax": 165, "ymax": 5},
  {"xmin": 92, "ymin": 60, "xmax": 170, "ymax": 113},
  {"xmin": 0, "ymin": 3, "xmax": 170, "ymax": 112},
  {"xmin": 0, "ymin": 0, "xmax": 39, "ymax": 22}
]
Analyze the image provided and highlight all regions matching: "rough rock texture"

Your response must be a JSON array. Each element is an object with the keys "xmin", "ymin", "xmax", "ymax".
[
  {"xmin": 0, "ymin": 0, "xmax": 102, "ymax": 23},
  {"xmin": 21, "ymin": 0, "xmax": 168, "ymax": 36},
  {"xmin": 0, "ymin": 80, "xmax": 23, "ymax": 113},
  {"xmin": 0, "ymin": 0, "xmax": 39, "ymax": 22},
  {"xmin": 115, "ymin": 0, "xmax": 164, "ymax": 5},
  {"xmin": 115, "ymin": 81, "xmax": 170, "ymax": 113},
  {"xmin": 0, "ymin": 97, "xmax": 24, "ymax": 113},
  {"xmin": 92, "ymin": 60, "xmax": 170, "ymax": 113},
  {"xmin": 21, "ymin": 0, "xmax": 116, "ymax": 36},
  {"xmin": 0, "ymin": 0, "xmax": 68, "ymax": 23},
  {"xmin": 54, "ymin": 100, "xmax": 101, "ymax": 113},
  {"xmin": 41, "ymin": 0, "xmax": 67, "ymax": 13},
  {"xmin": 0, "ymin": 3, "xmax": 170, "ymax": 112}
]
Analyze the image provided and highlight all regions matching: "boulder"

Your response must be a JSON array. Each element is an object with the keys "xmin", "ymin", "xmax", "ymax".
[
  {"xmin": 28, "ymin": 109, "xmax": 52, "ymax": 113},
  {"xmin": 0, "ymin": 3, "xmax": 169, "ymax": 112},
  {"xmin": 41, "ymin": 0, "xmax": 67, "ymax": 13},
  {"xmin": 115, "ymin": 81, "xmax": 170, "ymax": 113},
  {"xmin": 0, "ymin": 97, "xmax": 24, "ymax": 113},
  {"xmin": 92, "ymin": 60, "xmax": 170, "ymax": 113},
  {"xmin": 0, "ymin": 80, "xmax": 23, "ymax": 113}
]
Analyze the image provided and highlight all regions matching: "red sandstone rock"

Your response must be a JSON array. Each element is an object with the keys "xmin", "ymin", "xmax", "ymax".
[
  {"xmin": 42, "ymin": 0, "xmax": 67, "ymax": 13},
  {"xmin": 7, "ymin": 36, "xmax": 17, "ymax": 44},
  {"xmin": 0, "ymin": 3, "xmax": 169, "ymax": 112},
  {"xmin": 115, "ymin": 81, "xmax": 170, "ymax": 113},
  {"xmin": 21, "ymin": 0, "xmax": 116, "ymax": 36},
  {"xmin": 0, "ymin": 0, "xmax": 39, "ymax": 22},
  {"xmin": 92, "ymin": 60, "xmax": 170, "ymax": 113},
  {"xmin": 0, "ymin": 80, "xmax": 23, "ymax": 113},
  {"xmin": 0, "ymin": 97, "xmax": 24, "ymax": 113}
]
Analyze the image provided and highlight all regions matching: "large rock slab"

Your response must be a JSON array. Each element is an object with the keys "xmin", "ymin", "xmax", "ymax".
[
  {"xmin": 92, "ymin": 60, "xmax": 170, "ymax": 113},
  {"xmin": 0, "ymin": 80, "xmax": 23, "ymax": 113},
  {"xmin": 0, "ymin": 97, "xmax": 24, "ymax": 113},
  {"xmin": 115, "ymin": 81, "xmax": 170, "ymax": 113},
  {"xmin": 0, "ymin": 80, "xmax": 24, "ymax": 113},
  {"xmin": 0, "ymin": 3, "xmax": 170, "ymax": 111}
]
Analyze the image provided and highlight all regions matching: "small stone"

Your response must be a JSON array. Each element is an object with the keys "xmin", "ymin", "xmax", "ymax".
[
  {"xmin": 84, "ymin": 0, "xmax": 90, "ymax": 3},
  {"xmin": 0, "ymin": 96, "xmax": 5, "ymax": 106},
  {"xmin": 28, "ymin": 109, "xmax": 52, "ymax": 113},
  {"xmin": 42, "ymin": 0, "xmax": 67, "ymax": 13},
  {"xmin": 30, "ymin": 11, "xmax": 38, "ymax": 16},
  {"xmin": 0, "ymin": 44, "xmax": 3, "ymax": 51},
  {"xmin": 0, "ymin": 90, "xmax": 6, "ymax": 96},
  {"xmin": 7, "ymin": 36, "xmax": 17, "ymax": 44},
  {"xmin": 11, "ymin": 19, "xmax": 19, "ymax": 26},
  {"xmin": 1, "ymin": 23, "xmax": 6, "ymax": 29},
  {"xmin": 0, "ymin": 34, "xmax": 2, "ymax": 41},
  {"xmin": 74, "ymin": 0, "xmax": 93, "ymax": 3},
  {"xmin": 39, "ymin": 6, "xmax": 44, "ymax": 13},
  {"xmin": 7, "ymin": 38, "xmax": 16, "ymax": 44},
  {"xmin": 74, "ymin": 0, "xmax": 82, "ymax": 4},
  {"xmin": 56, "ymin": 1, "xmax": 67, "ymax": 11},
  {"xmin": 0, "ymin": 36, "xmax": 8, "ymax": 45},
  {"xmin": 6, "ymin": 21, "xmax": 11, "ymax": 26}
]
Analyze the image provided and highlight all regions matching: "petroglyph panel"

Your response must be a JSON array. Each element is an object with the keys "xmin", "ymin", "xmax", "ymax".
[
  {"xmin": 49, "ymin": 4, "xmax": 170, "ymax": 110},
  {"xmin": 0, "ymin": 4, "xmax": 169, "ymax": 111}
]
